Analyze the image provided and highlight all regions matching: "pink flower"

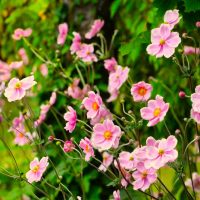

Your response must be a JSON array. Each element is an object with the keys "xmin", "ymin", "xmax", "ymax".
[
  {"xmin": 191, "ymin": 109, "xmax": 200, "ymax": 124},
  {"xmin": 14, "ymin": 128, "xmax": 30, "ymax": 146},
  {"xmin": 18, "ymin": 48, "xmax": 29, "ymax": 65},
  {"xmin": 79, "ymin": 137, "xmax": 94, "ymax": 161},
  {"xmin": 64, "ymin": 106, "xmax": 77, "ymax": 133},
  {"xmin": 185, "ymin": 172, "xmax": 200, "ymax": 192},
  {"xmin": 67, "ymin": 78, "xmax": 90, "ymax": 100},
  {"xmin": 26, "ymin": 157, "xmax": 49, "ymax": 183},
  {"xmin": 82, "ymin": 91, "xmax": 103, "ymax": 119},
  {"xmin": 163, "ymin": 9, "xmax": 180, "ymax": 29},
  {"xmin": 107, "ymin": 65, "xmax": 129, "ymax": 102},
  {"xmin": 70, "ymin": 32, "xmax": 82, "ymax": 54},
  {"xmin": 113, "ymin": 190, "xmax": 120, "ymax": 200},
  {"xmin": 49, "ymin": 91, "xmax": 57, "ymax": 106},
  {"xmin": 184, "ymin": 46, "xmax": 200, "ymax": 55},
  {"xmin": 98, "ymin": 152, "xmax": 113, "ymax": 172},
  {"xmin": 0, "ymin": 60, "xmax": 11, "ymax": 82},
  {"xmin": 63, "ymin": 140, "xmax": 75, "ymax": 152},
  {"xmin": 40, "ymin": 64, "xmax": 48, "ymax": 77},
  {"xmin": 91, "ymin": 119, "xmax": 122, "ymax": 151},
  {"xmin": 107, "ymin": 89, "xmax": 119, "ymax": 103},
  {"xmin": 140, "ymin": 95, "xmax": 169, "ymax": 126},
  {"xmin": 104, "ymin": 57, "xmax": 118, "ymax": 72},
  {"xmin": 85, "ymin": 19, "xmax": 104, "ymax": 39},
  {"xmin": 132, "ymin": 162, "xmax": 157, "ymax": 191},
  {"xmin": 147, "ymin": 24, "xmax": 181, "ymax": 58},
  {"xmin": 145, "ymin": 135, "xmax": 178, "ymax": 169},
  {"xmin": 76, "ymin": 44, "xmax": 97, "ymax": 63},
  {"xmin": 191, "ymin": 85, "xmax": 200, "ymax": 124},
  {"xmin": 118, "ymin": 151, "xmax": 137, "ymax": 170},
  {"xmin": 90, "ymin": 107, "xmax": 112, "ymax": 126},
  {"xmin": 12, "ymin": 28, "xmax": 32, "ymax": 40},
  {"xmin": 131, "ymin": 81, "xmax": 153, "ymax": 102},
  {"xmin": 57, "ymin": 23, "xmax": 68, "ymax": 45},
  {"xmin": 196, "ymin": 21, "xmax": 200, "ymax": 28},
  {"xmin": 9, "ymin": 61, "xmax": 23, "ymax": 69},
  {"xmin": 4, "ymin": 75, "xmax": 37, "ymax": 102}
]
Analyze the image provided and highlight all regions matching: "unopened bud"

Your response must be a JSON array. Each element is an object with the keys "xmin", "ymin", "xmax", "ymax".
[
  {"xmin": 48, "ymin": 135, "xmax": 54, "ymax": 141},
  {"xmin": 182, "ymin": 33, "xmax": 187, "ymax": 38},
  {"xmin": 175, "ymin": 129, "xmax": 180, "ymax": 135},
  {"xmin": 179, "ymin": 91, "xmax": 186, "ymax": 98},
  {"xmin": 56, "ymin": 141, "xmax": 61, "ymax": 146}
]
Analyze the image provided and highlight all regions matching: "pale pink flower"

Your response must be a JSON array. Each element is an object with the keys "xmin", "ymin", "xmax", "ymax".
[
  {"xmin": 70, "ymin": 32, "xmax": 82, "ymax": 54},
  {"xmin": 4, "ymin": 75, "xmax": 36, "ymax": 102},
  {"xmin": 57, "ymin": 23, "xmax": 68, "ymax": 45},
  {"xmin": 63, "ymin": 140, "xmax": 75, "ymax": 152},
  {"xmin": 185, "ymin": 172, "xmax": 200, "ymax": 192},
  {"xmin": 18, "ymin": 48, "xmax": 29, "ymax": 65},
  {"xmin": 132, "ymin": 162, "xmax": 157, "ymax": 191},
  {"xmin": 98, "ymin": 152, "xmax": 113, "ymax": 172},
  {"xmin": 49, "ymin": 91, "xmax": 57, "ymax": 106},
  {"xmin": 0, "ymin": 60, "xmax": 11, "ymax": 82},
  {"xmin": 104, "ymin": 57, "xmax": 118, "ymax": 72},
  {"xmin": 40, "ymin": 64, "xmax": 48, "ymax": 77},
  {"xmin": 12, "ymin": 28, "xmax": 32, "ymax": 40},
  {"xmin": 90, "ymin": 107, "xmax": 112, "ymax": 126},
  {"xmin": 145, "ymin": 135, "xmax": 178, "ymax": 169},
  {"xmin": 163, "ymin": 9, "xmax": 181, "ymax": 29},
  {"xmin": 131, "ymin": 81, "xmax": 153, "ymax": 102},
  {"xmin": 140, "ymin": 95, "xmax": 169, "ymax": 126},
  {"xmin": 9, "ymin": 61, "xmax": 23, "ymax": 69},
  {"xmin": 79, "ymin": 137, "xmax": 94, "ymax": 161},
  {"xmin": 82, "ymin": 91, "xmax": 103, "ymax": 119},
  {"xmin": 85, "ymin": 19, "xmax": 104, "ymax": 39},
  {"xmin": 118, "ymin": 151, "xmax": 137, "ymax": 170},
  {"xmin": 67, "ymin": 78, "xmax": 90, "ymax": 100},
  {"xmin": 191, "ymin": 109, "xmax": 200, "ymax": 124},
  {"xmin": 184, "ymin": 46, "xmax": 200, "ymax": 55},
  {"xmin": 91, "ymin": 119, "xmax": 122, "ymax": 151},
  {"xmin": 147, "ymin": 24, "xmax": 181, "ymax": 58},
  {"xmin": 64, "ymin": 106, "xmax": 77, "ymax": 133},
  {"xmin": 191, "ymin": 85, "xmax": 200, "ymax": 112},
  {"xmin": 76, "ymin": 44, "xmax": 97, "ymax": 63},
  {"xmin": 14, "ymin": 128, "xmax": 30, "ymax": 146},
  {"xmin": 113, "ymin": 190, "xmax": 120, "ymax": 200},
  {"xmin": 196, "ymin": 21, "xmax": 200, "ymax": 28},
  {"xmin": 26, "ymin": 157, "xmax": 49, "ymax": 183}
]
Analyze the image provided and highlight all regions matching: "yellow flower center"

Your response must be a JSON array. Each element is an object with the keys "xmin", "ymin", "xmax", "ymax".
[
  {"xmin": 159, "ymin": 149, "xmax": 164, "ymax": 155},
  {"xmin": 15, "ymin": 82, "xmax": 22, "ymax": 89},
  {"xmin": 19, "ymin": 133, "xmax": 24, "ymax": 138},
  {"xmin": 85, "ymin": 145, "xmax": 89, "ymax": 152},
  {"xmin": 142, "ymin": 171, "xmax": 148, "ymax": 178},
  {"xmin": 138, "ymin": 87, "xmax": 147, "ymax": 96},
  {"xmin": 32, "ymin": 165, "xmax": 39, "ymax": 173},
  {"xmin": 129, "ymin": 156, "xmax": 134, "ymax": 161},
  {"xmin": 153, "ymin": 108, "xmax": 161, "ymax": 117},
  {"xmin": 104, "ymin": 130, "xmax": 112, "ymax": 140},
  {"xmin": 92, "ymin": 102, "xmax": 99, "ymax": 111},
  {"xmin": 160, "ymin": 39, "xmax": 165, "ymax": 45}
]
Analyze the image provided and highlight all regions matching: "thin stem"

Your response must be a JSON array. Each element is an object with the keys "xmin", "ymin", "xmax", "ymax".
[{"xmin": 75, "ymin": 64, "xmax": 86, "ymax": 86}]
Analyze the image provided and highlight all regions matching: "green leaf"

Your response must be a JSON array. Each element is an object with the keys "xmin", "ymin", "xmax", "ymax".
[
  {"xmin": 110, "ymin": 0, "xmax": 121, "ymax": 18},
  {"xmin": 184, "ymin": 0, "xmax": 200, "ymax": 12}
]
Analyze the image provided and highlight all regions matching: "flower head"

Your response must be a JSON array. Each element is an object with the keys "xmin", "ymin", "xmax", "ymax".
[
  {"xmin": 131, "ymin": 81, "xmax": 153, "ymax": 102},
  {"xmin": 64, "ymin": 106, "xmax": 77, "ymax": 133},
  {"xmin": 79, "ymin": 137, "xmax": 94, "ymax": 161},
  {"xmin": 12, "ymin": 28, "xmax": 32, "ymax": 40},
  {"xmin": 63, "ymin": 140, "xmax": 75, "ymax": 153},
  {"xmin": 147, "ymin": 24, "xmax": 181, "ymax": 58},
  {"xmin": 26, "ymin": 157, "xmax": 49, "ymax": 183},
  {"xmin": 113, "ymin": 190, "xmax": 120, "ymax": 200},
  {"xmin": 163, "ymin": 9, "xmax": 180, "ymax": 29},
  {"xmin": 85, "ymin": 19, "xmax": 104, "ymax": 39},
  {"xmin": 91, "ymin": 119, "xmax": 122, "ymax": 151},
  {"xmin": 104, "ymin": 57, "xmax": 118, "ymax": 72},
  {"xmin": 184, "ymin": 46, "xmax": 200, "ymax": 55},
  {"xmin": 57, "ymin": 23, "xmax": 68, "ymax": 45},
  {"xmin": 70, "ymin": 32, "xmax": 82, "ymax": 54},
  {"xmin": 4, "ymin": 75, "xmax": 36, "ymax": 102},
  {"xmin": 140, "ymin": 95, "xmax": 169, "ymax": 126}
]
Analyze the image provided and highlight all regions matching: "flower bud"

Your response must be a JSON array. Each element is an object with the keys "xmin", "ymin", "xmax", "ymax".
[
  {"xmin": 179, "ymin": 91, "xmax": 185, "ymax": 98},
  {"xmin": 63, "ymin": 140, "xmax": 75, "ymax": 153},
  {"xmin": 175, "ymin": 129, "xmax": 180, "ymax": 135},
  {"xmin": 48, "ymin": 135, "xmax": 54, "ymax": 141},
  {"xmin": 196, "ymin": 21, "xmax": 200, "ymax": 28},
  {"xmin": 182, "ymin": 33, "xmax": 187, "ymax": 38}
]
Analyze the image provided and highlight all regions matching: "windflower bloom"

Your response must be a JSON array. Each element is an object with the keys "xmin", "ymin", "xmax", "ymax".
[
  {"xmin": 18, "ymin": 48, "xmax": 29, "ymax": 65},
  {"xmin": 70, "ymin": 32, "xmax": 82, "ymax": 54},
  {"xmin": 79, "ymin": 137, "xmax": 94, "ymax": 161},
  {"xmin": 9, "ymin": 61, "xmax": 23, "ymax": 69},
  {"xmin": 185, "ymin": 172, "xmax": 200, "ymax": 192},
  {"xmin": 40, "ymin": 64, "xmax": 48, "ymax": 77},
  {"xmin": 85, "ymin": 19, "xmax": 104, "ymax": 39},
  {"xmin": 131, "ymin": 81, "xmax": 153, "ymax": 102},
  {"xmin": 113, "ymin": 190, "xmax": 120, "ymax": 200},
  {"xmin": 76, "ymin": 44, "xmax": 97, "ymax": 63},
  {"xmin": 91, "ymin": 119, "xmax": 122, "ymax": 151},
  {"xmin": 163, "ymin": 9, "xmax": 180, "ymax": 29},
  {"xmin": 184, "ymin": 46, "xmax": 200, "ymax": 55},
  {"xmin": 14, "ymin": 128, "xmax": 30, "ymax": 146},
  {"xmin": 98, "ymin": 152, "xmax": 113, "ymax": 172},
  {"xmin": 63, "ymin": 140, "xmax": 75, "ymax": 153},
  {"xmin": 0, "ymin": 60, "xmax": 11, "ymax": 82},
  {"xmin": 118, "ymin": 151, "xmax": 137, "ymax": 170},
  {"xmin": 107, "ymin": 65, "xmax": 129, "ymax": 102},
  {"xmin": 12, "ymin": 28, "xmax": 32, "ymax": 40},
  {"xmin": 57, "ymin": 23, "xmax": 68, "ymax": 45},
  {"xmin": 4, "ymin": 75, "xmax": 36, "ymax": 102},
  {"xmin": 146, "ymin": 24, "xmax": 181, "ymax": 58},
  {"xmin": 132, "ymin": 162, "xmax": 157, "ymax": 191},
  {"xmin": 104, "ymin": 57, "xmax": 118, "ymax": 72},
  {"xmin": 26, "ymin": 157, "xmax": 49, "ymax": 183},
  {"xmin": 64, "ymin": 106, "xmax": 77, "ymax": 133},
  {"xmin": 191, "ymin": 85, "xmax": 200, "ymax": 124},
  {"xmin": 140, "ymin": 95, "xmax": 169, "ymax": 126},
  {"xmin": 82, "ymin": 91, "xmax": 103, "ymax": 119}
]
